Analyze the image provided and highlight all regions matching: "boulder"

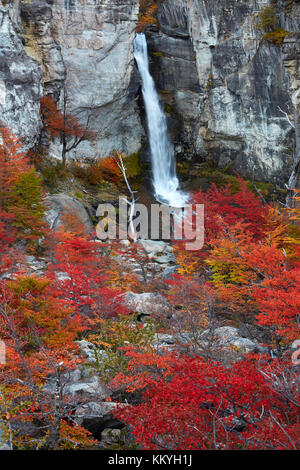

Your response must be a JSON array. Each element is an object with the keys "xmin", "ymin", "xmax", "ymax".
[
  {"xmin": 75, "ymin": 402, "xmax": 123, "ymax": 438},
  {"xmin": 44, "ymin": 193, "xmax": 93, "ymax": 234},
  {"xmin": 101, "ymin": 428, "xmax": 122, "ymax": 445},
  {"xmin": 137, "ymin": 239, "xmax": 167, "ymax": 255},
  {"xmin": 75, "ymin": 339, "xmax": 109, "ymax": 364},
  {"xmin": 211, "ymin": 326, "xmax": 258, "ymax": 353},
  {"xmin": 161, "ymin": 265, "xmax": 178, "ymax": 279},
  {"xmin": 152, "ymin": 253, "xmax": 176, "ymax": 264},
  {"xmin": 136, "ymin": 239, "xmax": 176, "ymax": 265}
]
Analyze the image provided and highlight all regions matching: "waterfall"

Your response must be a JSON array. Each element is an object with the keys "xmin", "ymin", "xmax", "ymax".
[{"xmin": 134, "ymin": 33, "xmax": 187, "ymax": 208}]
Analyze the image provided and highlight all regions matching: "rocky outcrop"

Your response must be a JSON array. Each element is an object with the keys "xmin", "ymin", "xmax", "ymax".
[
  {"xmin": 0, "ymin": 5, "xmax": 42, "ymax": 150},
  {"xmin": 74, "ymin": 402, "xmax": 123, "ymax": 439},
  {"xmin": 20, "ymin": 0, "xmax": 144, "ymax": 160},
  {"xmin": 44, "ymin": 193, "xmax": 94, "ymax": 233},
  {"xmin": 146, "ymin": 0, "xmax": 300, "ymax": 183}
]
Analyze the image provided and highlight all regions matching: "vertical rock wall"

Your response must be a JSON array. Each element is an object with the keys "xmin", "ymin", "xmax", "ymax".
[{"xmin": 1, "ymin": 0, "xmax": 299, "ymax": 183}]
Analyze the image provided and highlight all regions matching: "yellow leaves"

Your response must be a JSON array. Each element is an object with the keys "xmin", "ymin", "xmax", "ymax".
[
  {"xmin": 175, "ymin": 246, "xmax": 203, "ymax": 276},
  {"xmin": 137, "ymin": 1, "xmax": 158, "ymax": 32}
]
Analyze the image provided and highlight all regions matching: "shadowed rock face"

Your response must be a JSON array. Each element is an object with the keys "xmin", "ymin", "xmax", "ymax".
[
  {"xmin": 1, "ymin": 1, "xmax": 299, "ymax": 183},
  {"xmin": 0, "ymin": 6, "xmax": 42, "ymax": 150},
  {"xmin": 146, "ymin": 0, "xmax": 300, "ymax": 183}
]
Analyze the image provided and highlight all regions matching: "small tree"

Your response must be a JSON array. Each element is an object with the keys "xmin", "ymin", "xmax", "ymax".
[
  {"xmin": 278, "ymin": 89, "xmax": 300, "ymax": 207},
  {"xmin": 257, "ymin": 6, "xmax": 278, "ymax": 32},
  {"xmin": 138, "ymin": 0, "xmax": 158, "ymax": 32},
  {"xmin": 40, "ymin": 94, "xmax": 94, "ymax": 170}
]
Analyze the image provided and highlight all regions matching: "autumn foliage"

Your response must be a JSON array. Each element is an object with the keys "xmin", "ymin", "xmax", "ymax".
[
  {"xmin": 110, "ymin": 182, "xmax": 300, "ymax": 450},
  {"xmin": 115, "ymin": 353, "xmax": 299, "ymax": 450},
  {"xmin": 138, "ymin": 0, "xmax": 158, "ymax": 32}
]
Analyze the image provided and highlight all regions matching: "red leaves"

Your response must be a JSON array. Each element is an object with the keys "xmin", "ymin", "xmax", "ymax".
[{"xmin": 47, "ymin": 230, "xmax": 129, "ymax": 320}]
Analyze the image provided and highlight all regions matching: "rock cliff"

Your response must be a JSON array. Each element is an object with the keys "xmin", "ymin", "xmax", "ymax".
[{"xmin": 147, "ymin": 0, "xmax": 300, "ymax": 182}]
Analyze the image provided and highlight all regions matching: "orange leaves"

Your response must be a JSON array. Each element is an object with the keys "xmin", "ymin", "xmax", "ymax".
[
  {"xmin": 0, "ymin": 127, "xmax": 46, "ymax": 251},
  {"xmin": 40, "ymin": 95, "xmax": 65, "ymax": 138},
  {"xmin": 137, "ymin": 0, "xmax": 158, "ymax": 33},
  {"xmin": 173, "ymin": 179, "xmax": 299, "ymax": 344},
  {"xmin": 40, "ymin": 95, "xmax": 94, "ymax": 168},
  {"xmin": 4, "ymin": 275, "xmax": 81, "ymax": 353},
  {"xmin": 58, "ymin": 421, "xmax": 97, "ymax": 450}
]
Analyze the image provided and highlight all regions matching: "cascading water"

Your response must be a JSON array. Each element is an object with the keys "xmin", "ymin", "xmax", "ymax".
[{"xmin": 134, "ymin": 33, "xmax": 188, "ymax": 208}]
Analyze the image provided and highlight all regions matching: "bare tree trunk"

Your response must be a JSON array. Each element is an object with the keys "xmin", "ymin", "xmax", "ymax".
[{"xmin": 61, "ymin": 87, "xmax": 67, "ymax": 170}]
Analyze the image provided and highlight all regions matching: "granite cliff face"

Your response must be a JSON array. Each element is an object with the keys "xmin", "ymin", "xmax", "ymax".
[
  {"xmin": 0, "ymin": 1, "xmax": 299, "ymax": 183},
  {"xmin": 147, "ymin": 0, "xmax": 300, "ymax": 183}
]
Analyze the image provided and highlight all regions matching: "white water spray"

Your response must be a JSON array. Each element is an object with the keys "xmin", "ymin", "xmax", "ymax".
[{"xmin": 134, "ymin": 33, "xmax": 188, "ymax": 208}]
